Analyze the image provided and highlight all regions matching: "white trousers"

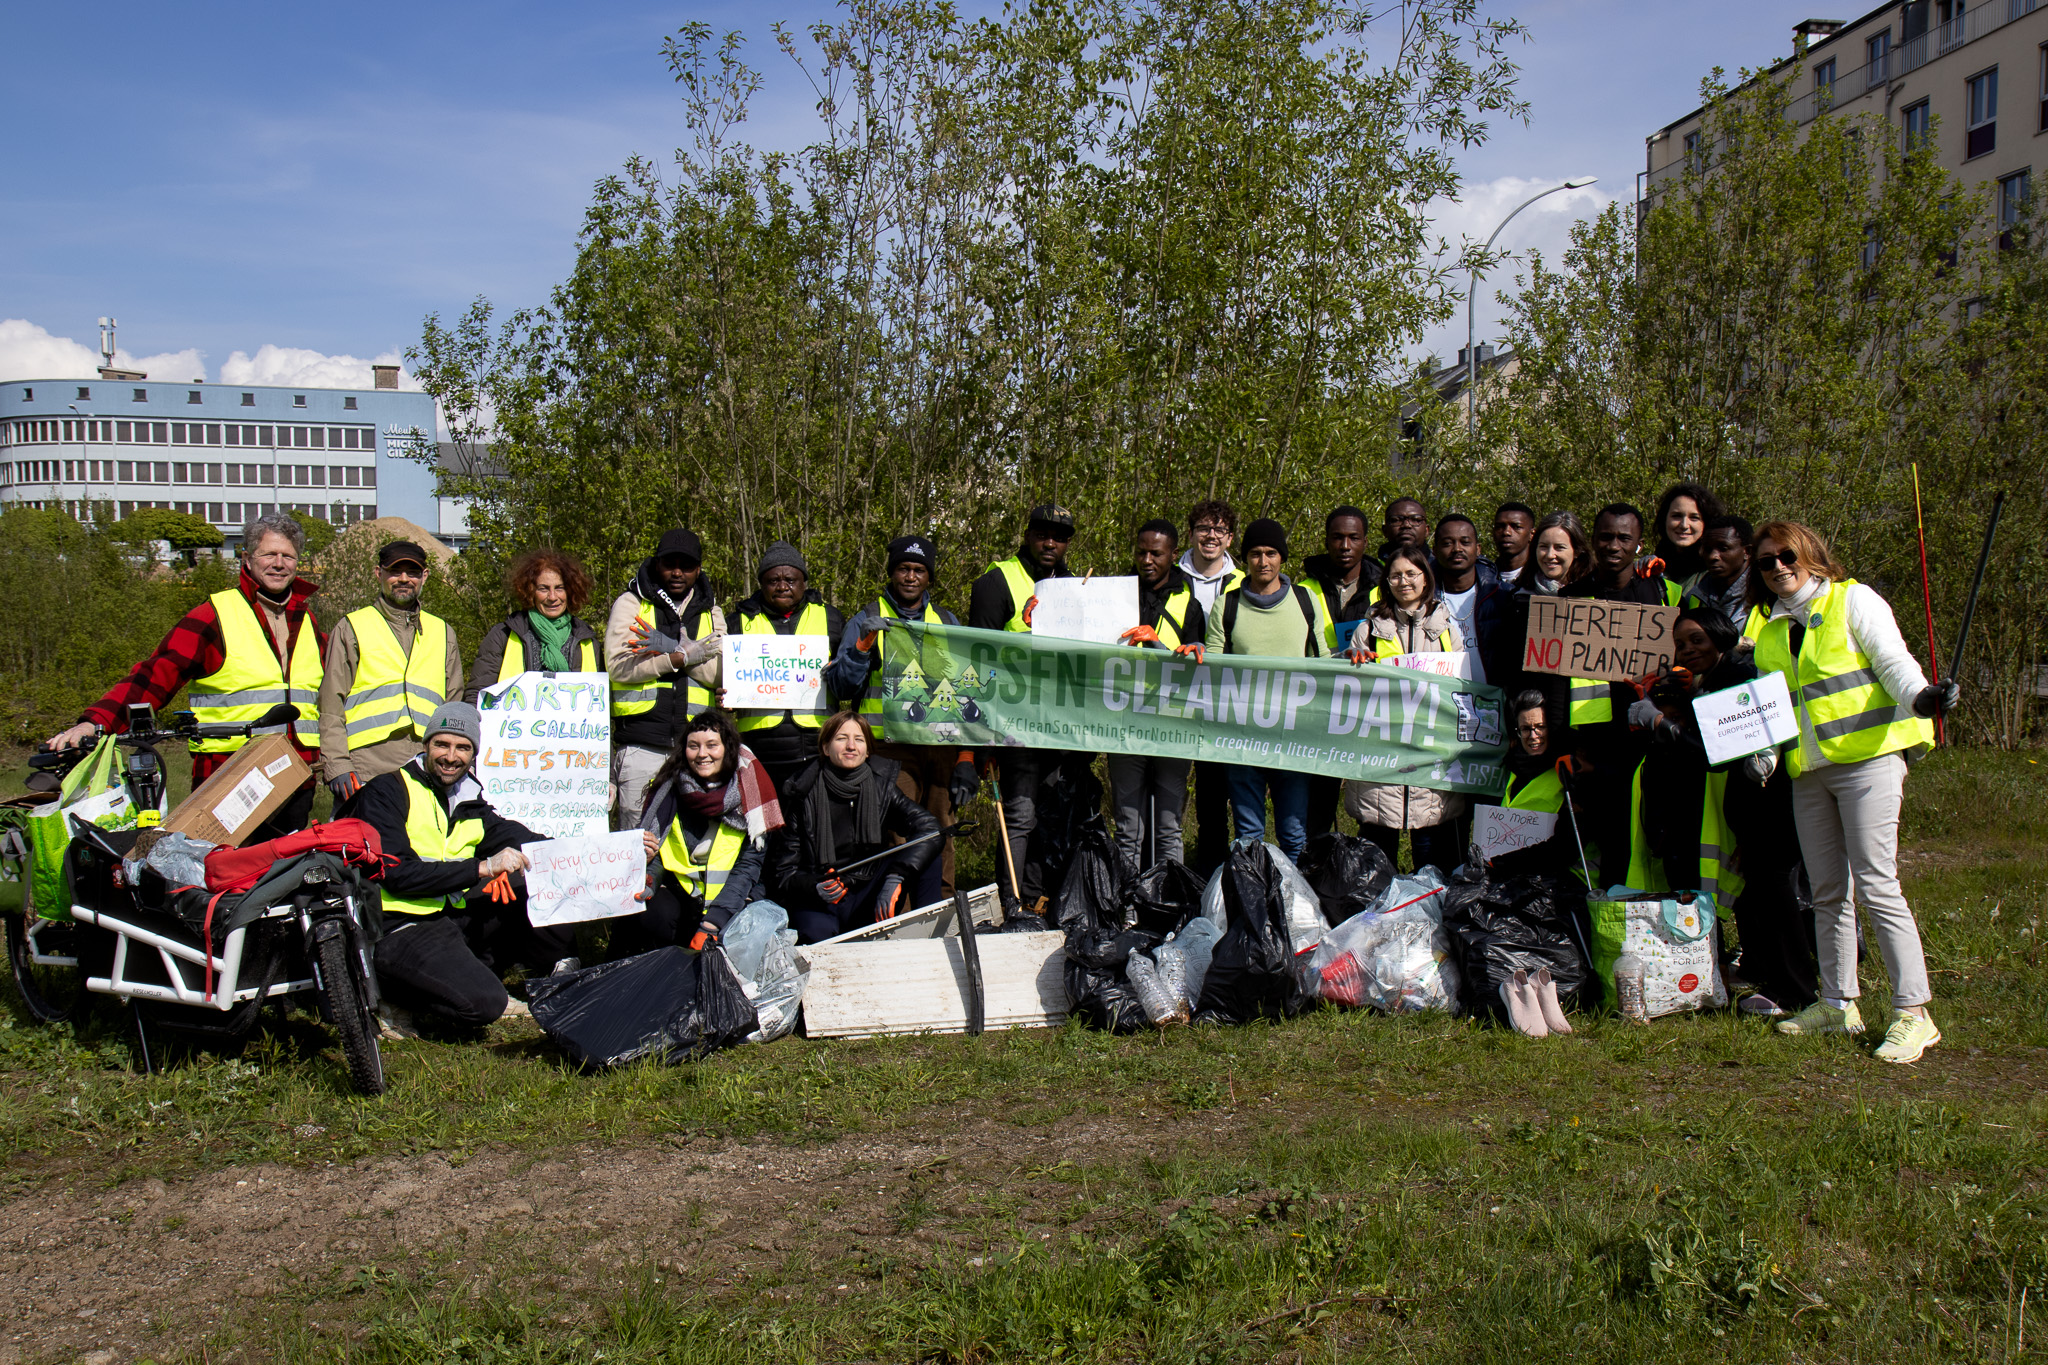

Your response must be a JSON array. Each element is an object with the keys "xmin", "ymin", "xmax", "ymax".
[{"xmin": 1789, "ymin": 751, "xmax": 1931, "ymax": 1010}]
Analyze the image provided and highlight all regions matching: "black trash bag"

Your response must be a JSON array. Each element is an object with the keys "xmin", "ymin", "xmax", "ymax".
[
  {"xmin": 528, "ymin": 946, "xmax": 756, "ymax": 1069},
  {"xmin": 1064, "ymin": 925, "xmax": 1165, "ymax": 1034},
  {"xmin": 1031, "ymin": 758, "xmax": 1107, "ymax": 897},
  {"xmin": 1124, "ymin": 860, "xmax": 1206, "ymax": 936},
  {"xmin": 1050, "ymin": 825, "xmax": 1124, "ymax": 931},
  {"xmin": 1440, "ymin": 868, "xmax": 1592, "ymax": 1022},
  {"xmin": 1296, "ymin": 832, "xmax": 1396, "ymax": 926},
  {"xmin": 1194, "ymin": 839, "xmax": 1316, "ymax": 1025}
]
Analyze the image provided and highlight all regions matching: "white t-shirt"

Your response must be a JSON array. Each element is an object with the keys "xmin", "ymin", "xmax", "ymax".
[{"xmin": 1439, "ymin": 585, "xmax": 1485, "ymax": 682}]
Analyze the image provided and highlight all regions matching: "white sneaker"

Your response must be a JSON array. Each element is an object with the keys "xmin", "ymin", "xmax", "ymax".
[{"xmin": 499, "ymin": 997, "xmax": 532, "ymax": 1019}]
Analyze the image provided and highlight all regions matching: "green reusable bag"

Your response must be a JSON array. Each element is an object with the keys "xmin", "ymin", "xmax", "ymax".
[{"xmin": 24, "ymin": 737, "xmax": 138, "ymax": 922}]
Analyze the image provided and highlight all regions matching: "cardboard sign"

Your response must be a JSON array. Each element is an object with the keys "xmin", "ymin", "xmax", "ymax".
[
  {"xmin": 1521, "ymin": 597, "xmax": 1679, "ymax": 682},
  {"xmin": 522, "ymin": 831, "xmax": 648, "ymax": 926},
  {"xmin": 1475, "ymin": 805, "xmax": 1557, "ymax": 861},
  {"xmin": 1693, "ymin": 670, "xmax": 1799, "ymax": 764},
  {"xmin": 1032, "ymin": 576, "xmax": 1140, "ymax": 646},
  {"xmin": 721, "ymin": 634, "xmax": 830, "ymax": 712},
  {"xmin": 475, "ymin": 672, "xmax": 611, "ymax": 839}
]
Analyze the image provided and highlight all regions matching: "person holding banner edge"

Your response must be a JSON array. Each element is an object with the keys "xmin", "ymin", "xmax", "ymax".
[
  {"xmin": 465, "ymin": 549, "xmax": 602, "ymax": 702},
  {"xmin": 1107, "ymin": 519, "xmax": 1208, "ymax": 875},
  {"xmin": 1746, "ymin": 521, "xmax": 1956, "ymax": 1063},
  {"xmin": 728, "ymin": 541, "xmax": 847, "ymax": 799}
]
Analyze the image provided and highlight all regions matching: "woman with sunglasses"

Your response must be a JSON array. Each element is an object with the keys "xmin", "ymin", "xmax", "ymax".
[{"xmin": 1746, "ymin": 522, "xmax": 1957, "ymax": 1063}]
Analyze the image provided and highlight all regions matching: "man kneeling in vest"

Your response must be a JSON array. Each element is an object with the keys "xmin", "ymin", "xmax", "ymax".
[{"xmin": 355, "ymin": 703, "xmax": 577, "ymax": 1031}]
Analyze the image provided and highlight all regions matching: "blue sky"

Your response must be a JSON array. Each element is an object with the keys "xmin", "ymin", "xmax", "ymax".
[{"xmin": 0, "ymin": 1, "xmax": 1803, "ymax": 386}]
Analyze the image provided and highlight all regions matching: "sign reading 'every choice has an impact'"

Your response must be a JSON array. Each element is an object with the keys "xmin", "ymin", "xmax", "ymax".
[
  {"xmin": 1521, "ymin": 597, "xmax": 1680, "ymax": 683},
  {"xmin": 475, "ymin": 671, "xmax": 612, "ymax": 839},
  {"xmin": 876, "ymin": 621, "xmax": 1509, "ymax": 794}
]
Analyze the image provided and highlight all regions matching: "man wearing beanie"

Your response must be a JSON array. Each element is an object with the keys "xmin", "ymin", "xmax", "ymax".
[
  {"xmin": 353, "ymin": 702, "xmax": 575, "ymax": 1033},
  {"xmin": 825, "ymin": 533, "xmax": 974, "ymax": 898},
  {"xmin": 728, "ymin": 541, "xmax": 846, "ymax": 796},
  {"xmin": 1204, "ymin": 519, "xmax": 1329, "ymax": 862},
  {"xmin": 607, "ymin": 526, "xmax": 727, "ymax": 830},
  {"xmin": 967, "ymin": 504, "xmax": 1080, "ymax": 909}
]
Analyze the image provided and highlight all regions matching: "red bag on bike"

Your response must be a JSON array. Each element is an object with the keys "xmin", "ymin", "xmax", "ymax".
[{"xmin": 203, "ymin": 818, "xmax": 389, "ymax": 893}]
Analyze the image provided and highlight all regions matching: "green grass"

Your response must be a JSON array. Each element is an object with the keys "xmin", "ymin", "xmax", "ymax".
[{"xmin": 6, "ymin": 747, "xmax": 2046, "ymax": 1363}]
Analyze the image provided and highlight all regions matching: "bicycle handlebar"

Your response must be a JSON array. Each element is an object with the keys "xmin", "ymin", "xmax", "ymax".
[{"xmin": 37, "ymin": 704, "xmax": 300, "ymax": 757}]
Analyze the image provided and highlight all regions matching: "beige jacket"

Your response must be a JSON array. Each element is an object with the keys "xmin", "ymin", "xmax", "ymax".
[
  {"xmin": 318, "ymin": 595, "xmax": 465, "ymax": 783},
  {"xmin": 1342, "ymin": 603, "xmax": 1468, "ymax": 832},
  {"xmin": 602, "ymin": 590, "xmax": 725, "ymax": 692}
]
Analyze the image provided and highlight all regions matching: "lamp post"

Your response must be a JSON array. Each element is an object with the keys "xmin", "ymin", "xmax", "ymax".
[{"xmin": 1466, "ymin": 176, "xmax": 1598, "ymax": 447}]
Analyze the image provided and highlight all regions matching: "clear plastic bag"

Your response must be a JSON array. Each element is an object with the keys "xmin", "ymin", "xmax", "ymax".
[
  {"xmin": 1153, "ymin": 916, "xmax": 1221, "ymax": 1013},
  {"xmin": 1362, "ymin": 920, "xmax": 1460, "ymax": 1013},
  {"xmin": 720, "ymin": 899, "xmax": 808, "ymax": 1043},
  {"xmin": 1306, "ymin": 876, "xmax": 1457, "ymax": 1013},
  {"xmin": 1269, "ymin": 844, "xmax": 1331, "ymax": 958}
]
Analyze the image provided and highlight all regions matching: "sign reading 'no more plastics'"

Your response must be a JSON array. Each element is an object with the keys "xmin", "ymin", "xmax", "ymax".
[{"xmin": 1521, "ymin": 597, "xmax": 1679, "ymax": 683}]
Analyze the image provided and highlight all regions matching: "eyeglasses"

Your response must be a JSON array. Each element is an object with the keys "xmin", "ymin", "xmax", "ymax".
[
  {"xmin": 1515, "ymin": 723, "xmax": 1548, "ymax": 736},
  {"xmin": 1755, "ymin": 549, "xmax": 1799, "ymax": 572},
  {"xmin": 1192, "ymin": 523, "xmax": 1231, "ymax": 536},
  {"xmin": 1389, "ymin": 513, "xmax": 1427, "ymax": 525}
]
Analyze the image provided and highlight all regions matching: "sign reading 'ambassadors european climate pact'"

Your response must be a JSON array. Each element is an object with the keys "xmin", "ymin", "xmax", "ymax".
[{"xmin": 877, "ymin": 621, "xmax": 1509, "ymax": 795}]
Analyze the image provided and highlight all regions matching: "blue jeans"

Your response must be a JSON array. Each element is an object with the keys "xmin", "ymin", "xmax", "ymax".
[{"xmin": 1225, "ymin": 765, "xmax": 1310, "ymax": 864}]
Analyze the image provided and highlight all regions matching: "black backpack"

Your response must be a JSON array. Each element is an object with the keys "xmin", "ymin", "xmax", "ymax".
[{"xmin": 1220, "ymin": 583, "xmax": 1321, "ymax": 656}]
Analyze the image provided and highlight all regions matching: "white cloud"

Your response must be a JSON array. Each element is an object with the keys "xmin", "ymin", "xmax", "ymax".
[
  {"xmin": 218, "ymin": 344, "xmax": 416, "ymax": 391},
  {"xmin": 1414, "ymin": 176, "xmax": 1613, "ymax": 367},
  {"xmin": 0, "ymin": 318, "xmax": 209, "ymax": 385}
]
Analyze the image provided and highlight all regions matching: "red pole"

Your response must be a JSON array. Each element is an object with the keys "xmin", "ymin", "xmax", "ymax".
[{"xmin": 1911, "ymin": 463, "xmax": 1943, "ymax": 745}]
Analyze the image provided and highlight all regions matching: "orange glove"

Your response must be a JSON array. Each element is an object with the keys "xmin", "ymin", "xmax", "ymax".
[
  {"xmin": 1639, "ymin": 555, "xmax": 1667, "ymax": 579},
  {"xmin": 857, "ymin": 629, "xmax": 879, "ymax": 654},
  {"xmin": 480, "ymin": 871, "xmax": 516, "ymax": 904},
  {"xmin": 1172, "ymin": 642, "xmax": 1204, "ymax": 664},
  {"xmin": 1021, "ymin": 595, "xmax": 1038, "ymax": 628},
  {"xmin": 876, "ymin": 875, "xmax": 904, "ymax": 920},
  {"xmin": 1344, "ymin": 646, "xmax": 1374, "ymax": 665},
  {"xmin": 1118, "ymin": 624, "xmax": 1162, "ymax": 648}
]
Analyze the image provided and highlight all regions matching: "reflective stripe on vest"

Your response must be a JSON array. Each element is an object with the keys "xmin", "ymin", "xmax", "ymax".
[
  {"xmin": 1155, "ymin": 586, "xmax": 1195, "ymax": 651},
  {"xmin": 189, "ymin": 589, "xmax": 321, "ymax": 753},
  {"xmin": 381, "ymin": 768, "xmax": 486, "ymax": 917},
  {"xmin": 659, "ymin": 817, "xmax": 747, "ymax": 903},
  {"xmin": 610, "ymin": 599, "xmax": 714, "ymax": 719},
  {"xmin": 1568, "ymin": 680, "xmax": 1612, "ymax": 726},
  {"xmin": 989, "ymin": 557, "xmax": 1039, "ymax": 632},
  {"xmin": 857, "ymin": 595, "xmax": 946, "ymax": 741},
  {"xmin": 1751, "ymin": 578, "xmax": 1932, "ymax": 778},
  {"xmin": 342, "ymin": 607, "xmax": 451, "ymax": 749},
  {"xmin": 735, "ymin": 602, "xmax": 832, "ymax": 731},
  {"xmin": 497, "ymin": 629, "xmax": 599, "ymax": 683}
]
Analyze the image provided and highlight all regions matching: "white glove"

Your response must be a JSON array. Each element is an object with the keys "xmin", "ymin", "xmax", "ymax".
[
  {"xmin": 478, "ymin": 846, "xmax": 530, "ymax": 877},
  {"xmin": 1740, "ymin": 750, "xmax": 1778, "ymax": 784},
  {"xmin": 1626, "ymin": 698, "xmax": 1662, "ymax": 728}
]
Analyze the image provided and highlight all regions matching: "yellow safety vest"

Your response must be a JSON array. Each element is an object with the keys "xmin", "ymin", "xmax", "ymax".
[
  {"xmin": 659, "ymin": 816, "xmax": 747, "ymax": 905},
  {"xmin": 734, "ymin": 601, "xmax": 833, "ymax": 731},
  {"xmin": 1741, "ymin": 604, "xmax": 1768, "ymax": 643},
  {"xmin": 341, "ymin": 606, "xmax": 451, "ymax": 750},
  {"xmin": 381, "ymin": 766, "xmax": 486, "ymax": 917},
  {"xmin": 495, "ymin": 623, "xmax": 600, "ymax": 682},
  {"xmin": 1152, "ymin": 585, "xmax": 1196, "ymax": 651},
  {"xmin": 1302, "ymin": 579, "xmax": 1380, "ymax": 652},
  {"xmin": 189, "ymin": 589, "xmax": 321, "ymax": 752},
  {"xmin": 1624, "ymin": 764, "xmax": 1744, "ymax": 905},
  {"xmin": 989, "ymin": 557, "xmax": 1039, "ymax": 632},
  {"xmin": 1503, "ymin": 766, "xmax": 1564, "ymax": 812},
  {"xmin": 610, "ymin": 598, "xmax": 714, "ymax": 721},
  {"xmin": 1368, "ymin": 624, "xmax": 1455, "ymax": 660},
  {"xmin": 1751, "ymin": 578, "xmax": 1932, "ymax": 779},
  {"xmin": 1568, "ymin": 578, "xmax": 1682, "ymax": 726},
  {"xmin": 857, "ymin": 595, "xmax": 946, "ymax": 741}
]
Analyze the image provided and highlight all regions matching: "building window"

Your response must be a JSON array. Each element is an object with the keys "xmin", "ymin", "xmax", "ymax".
[
  {"xmin": 2039, "ymin": 42, "xmax": 2046, "ymax": 133},
  {"xmin": 1683, "ymin": 130, "xmax": 1704, "ymax": 173},
  {"xmin": 292, "ymin": 394, "xmax": 307, "ymax": 408},
  {"xmin": 1814, "ymin": 58, "xmax": 1836, "ymax": 109},
  {"xmin": 1967, "ymin": 69, "xmax": 1997, "ymax": 159},
  {"xmin": 343, "ymin": 396, "xmax": 357, "ymax": 410},
  {"xmin": 1868, "ymin": 31, "xmax": 1891, "ymax": 85},
  {"xmin": 133, "ymin": 388, "xmax": 147, "ymax": 402},
  {"xmin": 20, "ymin": 388, "xmax": 30, "ymax": 401},
  {"xmin": 186, "ymin": 390, "xmax": 201, "ymax": 404},
  {"xmin": 240, "ymin": 392, "xmax": 255, "ymax": 407},
  {"xmin": 1999, "ymin": 169, "xmax": 2032, "ymax": 246},
  {"xmin": 1902, "ymin": 99, "xmax": 1931, "ymax": 154},
  {"xmin": 76, "ymin": 386, "xmax": 91, "ymax": 401}
]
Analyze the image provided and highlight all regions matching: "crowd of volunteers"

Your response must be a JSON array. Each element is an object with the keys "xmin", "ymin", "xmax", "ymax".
[{"xmin": 44, "ymin": 482, "xmax": 1961, "ymax": 1063}]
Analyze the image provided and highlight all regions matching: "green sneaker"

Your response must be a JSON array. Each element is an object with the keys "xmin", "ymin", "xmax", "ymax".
[
  {"xmin": 1775, "ymin": 999, "xmax": 1865, "ymax": 1036},
  {"xmin": 1873, "ymin": 1011, "xmax": 1942, "ymax": 1064}
]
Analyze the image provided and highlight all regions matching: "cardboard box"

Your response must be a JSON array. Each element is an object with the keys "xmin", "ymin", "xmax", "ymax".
[{"xmin": 163, "ymin": 734, "xmax": 312, "ymax": 846}]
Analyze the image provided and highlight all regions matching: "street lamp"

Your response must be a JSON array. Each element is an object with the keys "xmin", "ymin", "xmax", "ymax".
[{"xmin": 1465, "ymin": 176, "xmax": 1598, "ymax": 447}]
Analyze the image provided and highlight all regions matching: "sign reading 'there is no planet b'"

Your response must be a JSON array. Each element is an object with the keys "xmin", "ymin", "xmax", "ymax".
[{"xmin": 1521, "ymin": 598, "xmax": 1679, "ymax": 683}]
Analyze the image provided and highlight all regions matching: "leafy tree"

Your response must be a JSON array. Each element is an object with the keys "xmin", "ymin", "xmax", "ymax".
[{"xmin": 110, "ymin": 508, "xmax": 225, "ymax": 553}]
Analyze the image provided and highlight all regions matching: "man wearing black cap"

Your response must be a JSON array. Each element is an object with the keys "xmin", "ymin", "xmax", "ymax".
[
  {"xmin": 606, "ymin": 527, "xmax": 726, "ymax": 831},
  {"xmin": 825, "ymin": 533, "xmax": 973, "ymax": 896},
  {"xmin": 729, "ymin": 540, "xmax": 846, "ymax": 797},
  {"xmin": 319, "ymin": 538, "xmax": 465, "ymax": 803},
  {"xmin": 968, "ymin": 504, "xmax": 1079, "ymax": 909}
]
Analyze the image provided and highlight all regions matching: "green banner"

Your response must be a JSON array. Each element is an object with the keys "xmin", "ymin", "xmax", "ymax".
[{"xmin": 877, "ymin": 620, "xmax": 1510, "ymax": 796}]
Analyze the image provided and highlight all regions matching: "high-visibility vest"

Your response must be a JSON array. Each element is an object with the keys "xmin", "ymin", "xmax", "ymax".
[
  {"xmin": 189, "ymin": 589, "xmax": 321, "ymax": 752},
  {"xmin": 1503, "ymin": 766, "xmax": 1564, "ymax": 812},
  {"xmin": 1625, "ymin": 764, "xmax": 1744, "ymax": 905},
  {"xmin": 1751, "ymin": 578, "xmax": 1932, "ymax": 778},
  {"xmin": 989, "ymin": 557, "xmax": 1039, "ymax": 632},
  {"xmin": 857, "ymin": 595, "xmax": 947, "ymax": 741},
  {"xmin": 659, "ymin": 816, "xmax": 747, "ymax": 905},
  {"xmin": 381, "ymin": 767, "xmax": 485, "ymax": 917},
  {"xmin": 1366, "ymin": 622, "xmax": 1455, "ymax": 660},
  {"xmin": 495, "ymin": 620, "xmax": 599, "ymax": 682},
  {"xmin": 610, "ymin": 598, "xmax": 714, "ymax": 721},
  {"xmin": 1151, "ymin": 585, "xmax": 1197, "ymax": 650},
  {"xmin": 1568, "ymin": 578, "xmax": 1682, "ymax": 726},
  {"xmin": 1741, "ymin": 604, "xmax": 1768, "ymax": 643},
  {"xmin": 341, "ymin": 606, "xmax": 451, "ymax": 750},
  {"xmin": 1302, "ymin": 579, "xmax": 1381, "ymax": 652},
  {"xmin": 734, "ymin": 601, "xmax": 834, "ymax": 731}
]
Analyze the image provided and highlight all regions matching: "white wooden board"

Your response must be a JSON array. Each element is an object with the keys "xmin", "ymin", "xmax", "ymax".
[{"xmin": 797, "ymin": 931, "xmax": 1068, "ymax": 1039}]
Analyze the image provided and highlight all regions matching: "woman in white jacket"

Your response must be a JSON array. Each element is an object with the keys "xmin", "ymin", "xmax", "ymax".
[
  {"xmin": 1340, "ymin": 546, "xmax": 1468, "ymax": 873},
  {"xmin": 1746, "ymin": 521, "xmax": 1959, "ymax": 1063}
]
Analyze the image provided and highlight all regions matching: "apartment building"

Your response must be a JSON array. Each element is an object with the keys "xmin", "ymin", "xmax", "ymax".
[
  {"xmin": 0, "ymin": 365, "xmax": 458, "ymax": 546},
  {"xmin": 1646, "ymin": 0, "xmax": 2046, "ymax": 223}
]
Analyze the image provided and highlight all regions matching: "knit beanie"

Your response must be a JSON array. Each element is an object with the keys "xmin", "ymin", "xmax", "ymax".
[
  {"xmin": 756, "ymin": 540, "xmax": 808, "ymax": 580},
  {"xmin": 1242, "ymin": 518, "xmax": 1289, "ymax": 558},
  {"xmin": 425, "ymin": 702, "xmax": 482, "ymax": 749}
]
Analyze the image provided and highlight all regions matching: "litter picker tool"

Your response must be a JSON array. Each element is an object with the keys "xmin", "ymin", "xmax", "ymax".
[
  {"xmin": 951, "ymin": 886, "xmax": 985, "ymax": 1036},
  {"xmin": 826, "ymin": 819, "xmax": 979, "ymax": 879},
  {"xmin": 1911, "ymin": 464, "xmax": 1943, "ymax": 743},
  {"xmin": 1946, "ymin": 490, "xmax": 2003, "ymax": 710},
  {"xmin": 1554, "ymin": 755, "xmax": 1595, "ymax": 891},
  {"xmin": 988, "ymin": 764, "xmax": 1024, "ymax": 918}
]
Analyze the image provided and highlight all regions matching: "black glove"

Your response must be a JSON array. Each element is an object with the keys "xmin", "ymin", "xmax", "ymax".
[
  {"xmin": 1912, "ymin": 678, "xmax": 1960, "ymax": 718},
  {"xmin": 949, "ymin": 759, "xmax": 980, "ymax": 810}
]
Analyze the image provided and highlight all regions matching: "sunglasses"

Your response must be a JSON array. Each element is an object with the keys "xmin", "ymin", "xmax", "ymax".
[{"xmin": 1755, "ymin": 549, "xmax": 1799, "ymax": 572}]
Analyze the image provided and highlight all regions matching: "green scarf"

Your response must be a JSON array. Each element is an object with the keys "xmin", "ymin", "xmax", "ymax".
[{"xmin": 526, "ymin": 609, "xmax": 575, "ymax": 672}]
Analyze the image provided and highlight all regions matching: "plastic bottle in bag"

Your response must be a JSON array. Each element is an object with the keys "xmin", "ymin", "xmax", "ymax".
[
  {"xmin": 1126, "ymin": 952, "xmax": 1188, "ymax": 1027},
  {"xmin": 1160, "ymin": 916, "xmax": 1222, "ymax": 1012},
  {"xmin": 1614, "ymin": 951, "xmax": 1649, "ymax": 1024}
]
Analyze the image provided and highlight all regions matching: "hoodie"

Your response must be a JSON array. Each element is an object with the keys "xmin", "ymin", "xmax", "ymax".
[{"xmin": 604, "ymin": 560, "xmax": 727, "ymax": 752}]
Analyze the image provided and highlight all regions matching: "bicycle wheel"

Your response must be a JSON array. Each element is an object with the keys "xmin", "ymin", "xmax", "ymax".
[
  {"xmin": 313, "ymin": 929, "xmax": 385, "ymax": 1096},
  {"xmin": 7, "ymin": 901, "xmax": 84, "ymax": 1025}
]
